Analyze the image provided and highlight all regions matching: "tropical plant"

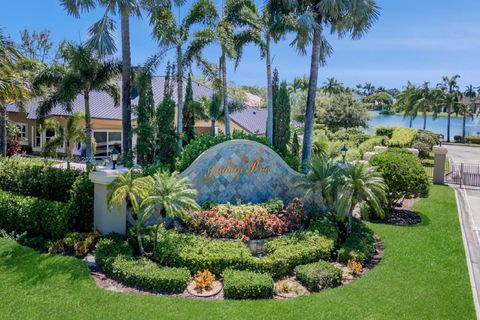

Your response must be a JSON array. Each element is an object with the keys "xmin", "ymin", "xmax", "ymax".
[
  {"xmin": 268, "ymin": 0, "xmax": 380, "ymax": 172},
  {"xmin": 150, "ymin": 0, "xmax": 217, "ymax": 150},
  {"xmin": 335, "ymin": 162, "xmax": 387, "ymax": 234},
  {"xmin": 318, "ymin": 94, "xmax": 369, "ymax": 132},
  {"xmin": 198, "ymin": 93, "xmax": 222, "ymax": 136},
  {"xmin": 363, "ymin": 91, "xmax": 394, "ymax": 112},
  {"xmin": 141, "ymin": 170, "xmax": 200, "ymax": 257},
  {"xmin": 438, "ymin": 75, "xmax": 461, "ymax": 142},
  {"xmin": 60, "ymin": 0, "xmax": 167, "ymax": 158},
  {"xmin": 402, "ymin": 82, "xmax": 444, "ymax": 130},
  {"xmin": 273, "ymin": 81, "xmax": 291, "ymax": 154},
  {"xmin": 33, "ymin": 43, "xmax": 120, "ymax": 165},
  {"xmin": 321, "ymin": 77, "xmax": 346, "ymax": 96},
  {"xmin": 18, "ymin": 29, "xmax": 53, "ymax": 62},
  {"xmin": 41, "ymin": 112, "xmax": 85, "ymax": 168},
  {"xmin": 182, "ymin": 74, "xmax": 208, "ymax": 144},
  {"xmin": 457, "ymin": 102, "xmax": 472, "ymax": 143},
  {"xmin": 464, "ymin": 84, "xmax": 478, "ymax": 115}
]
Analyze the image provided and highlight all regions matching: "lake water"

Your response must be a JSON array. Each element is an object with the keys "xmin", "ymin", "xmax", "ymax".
[{"xmin": 368, "ymin": 111, "xmax": 480, "ymax": 138}]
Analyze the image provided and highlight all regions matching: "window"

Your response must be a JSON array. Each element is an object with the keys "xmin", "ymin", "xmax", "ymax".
[
  {"xmin": 93, "ymin": 131, "xmax": 122, "ymax": 157},
  {"xmin": 15, "ymin": 123, "xmax": 27, "ymax": 139},
  {"xmin": 34, "ymin": 128, "xmax": 41, "ymax": 148},
  {"xmin": 45, "ymin": 129, "xmax": 55, "ymax": 144}
]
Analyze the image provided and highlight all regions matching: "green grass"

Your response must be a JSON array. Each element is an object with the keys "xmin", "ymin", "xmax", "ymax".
[{"xmin": 0, "ymin": 185, "xmax": 474, "ymax": 319}]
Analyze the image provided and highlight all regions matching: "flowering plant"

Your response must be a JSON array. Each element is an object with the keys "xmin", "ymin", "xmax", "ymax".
[{"xmin": 194, "ymin": 269, "xmax": 215, "ymax": 291}]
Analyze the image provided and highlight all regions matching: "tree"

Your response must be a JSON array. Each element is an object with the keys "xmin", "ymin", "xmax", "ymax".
[
  {"xmin": 151, "ymin": 0, "xmax": 217, "ymax": 150},
  {"xmin": 33, "ymin": 43, "xmax": 120, "ymax": 165},
  {"xmin": 41, "ymin": 113, "xmax": 85, "ymax": 168},
  {"xmin": 60, "ymin": 0, "xmax": 167, "ymax": 159},
  {"xmin": 335, "ymin": 162, "xmax": 387, "ymax": 234},
  {"xmin": 268, "ymin": 0, "xmax": 379, "ymax": 172},
  {"xmin": 363, "ymin": 91, "xmax": 394, "ymax": 112},
  {"xmin": 321, "ymin": 77, "xmax": 346, "ymax": 96},
  {"xmin": 0, "ymin": 30, "xmax": 33, "ymax": 156},
  {"xmin": 141, "ymin": 171, "xmax": 200, "ymax": 257},
  {"xmin": 18, "ymin": 29, "xmax": 52, "ymax": 62},
  {"xmin": 361, "ymin": 83, "xmax": 376, "ymax": 96},
  {"xmin": 438, "ymin": 75, "xmax": 461, "ymax": 142},
  {"xmin": 464, "ymin": 84, "xmax": 478, "ymax": 115},
  {"xmin": 183, "ymin": 74, "xmax": 196, "ymax": 144},
  {"xmin": 292, "ymin": 130, "xmax": 300, "ymax": 159},
  {"xmin": 402, "ymin": 82, "xmax": 444, "ymax": 130},
  {"xmin": 318, "ymin": 94, "xmax": 369, "ymax": 132},
  {"xmin": 396, "ymin": 82, "xmax": 417, "ymax": 128},
  {"xmin": 273, "ymin": 81, "xmax": 290, "ymax": 154},
  {"xmin": 107, "ymin": 170, "xmax": 151, "ymax": 255},
  {"xmin": 199, "ymin": 93, "xmax": 222, "ymax": 136},
  {"xmin": 457, "ymin": 102, "xmax": 472, "ymax": 143},
  {"xmin": 289, "ymin": 75, "xmax": 308, "ymax": 93}
]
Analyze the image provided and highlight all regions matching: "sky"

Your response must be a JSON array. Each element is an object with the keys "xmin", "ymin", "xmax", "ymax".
[{"xmin": 1, "ymin": 0, "xmax": 480, "ymax": 90}]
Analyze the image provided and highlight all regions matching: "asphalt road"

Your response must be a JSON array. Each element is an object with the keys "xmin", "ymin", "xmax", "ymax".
[{"xmin": 445, "ymin": 144, "xmax": 480, "ymax": 163}]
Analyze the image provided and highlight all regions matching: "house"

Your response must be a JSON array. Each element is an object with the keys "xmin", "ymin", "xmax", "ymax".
[{"xmin": 6, "ymin": 76, "xmax": 267, "ymax": 158}]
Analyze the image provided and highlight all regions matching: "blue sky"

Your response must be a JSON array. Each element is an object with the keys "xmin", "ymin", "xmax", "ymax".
[{"xmin": 1, "ymin": 0, "xmax": 479, "ymax": 90}]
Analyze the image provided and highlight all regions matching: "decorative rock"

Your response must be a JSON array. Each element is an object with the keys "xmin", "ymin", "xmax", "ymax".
[
  {"xmin": 406, "ymin": 148, "xmax": 420, "ymax": 157},
  {"xmin": 363, "ymin": 152, "xmax": 378, "ymax": 161},
  {"xmin": 373, "ymin": 146, "xmax": 388, "ymax": 152}
]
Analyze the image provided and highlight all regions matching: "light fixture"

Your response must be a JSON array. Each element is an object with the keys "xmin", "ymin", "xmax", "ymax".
[
  {"xmin": 438, "ymin": 134, "xmax": 444, "ymax": 147},
  {"xmin": 341, "ymin": 144, "xmax": 348, "ymax": 162},
  {"xmin": 111, "ymin": 148, "xmax": 119, "ymax": 170}
]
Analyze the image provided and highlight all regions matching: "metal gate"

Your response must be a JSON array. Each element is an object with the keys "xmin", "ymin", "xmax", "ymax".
[{"xmin": 445, "ymin": 162, "xmax": 480, "ymax": 187}]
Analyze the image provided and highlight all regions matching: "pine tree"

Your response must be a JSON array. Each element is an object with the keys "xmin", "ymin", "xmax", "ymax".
[
  {"xmin": 273, "ymin": 81, "xmax": 291, "ymax": 154},
  {"xmin": 135, "ymin": 67, "xmax": 155, "ymax": 165},
  {"xmin": 292, "ymin": 130, "xmax": 300, "ymax": 158},
  {"xmin": 271, "ymin": 68, "xmax": 280, "ymax": 145},
  {"xmin": 183, "ymin": 74, "xmax": 195, "ymax": 144}
]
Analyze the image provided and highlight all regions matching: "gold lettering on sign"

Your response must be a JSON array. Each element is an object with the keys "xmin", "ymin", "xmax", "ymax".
[{"xmin": 206, "ymin": 159, "xmax": 271, "ymax": 179}]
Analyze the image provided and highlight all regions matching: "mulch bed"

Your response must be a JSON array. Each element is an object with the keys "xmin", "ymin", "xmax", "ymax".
[{"xmin": 371, "ymin": 198, "xmax": 422, "ymax": 226}]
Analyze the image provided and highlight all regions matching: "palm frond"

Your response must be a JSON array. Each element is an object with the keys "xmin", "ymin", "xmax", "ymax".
[{"xmin": 86, "ymin": 13, "xmax": 117, "ymax": 55}]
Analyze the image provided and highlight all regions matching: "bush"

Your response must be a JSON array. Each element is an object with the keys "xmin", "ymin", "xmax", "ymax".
[
  {"xmin": 389, "ymin": 127, "xmax": 417, "ymax": 147},
  {"xmin": 466, "ymin": 136, "xmax": 480, "ymax": 144},
  {"xmin": 329, "ymin": 128, "xmax": 369, "ymax": 146},
  {"xmin": 358, "ymin": 136, "xmax": 388, "ymax": 156},
  {"xmin": 411, "ymin": 141, "xmax": 431, "ymax": 159},
  {"xmin": 68, "ymin": 174, "xmax": 94, "ymax": 232},
  {"xmin": 48, "ymin": 230, "xmax": 100, "ymax": 256},
  {"xmin": 0, "ymin": 157, "xmax": 82, "ymax": 202},
  {"xmin": 338, "ymin": 220, "xmax": 376, "ymax": 265},
  {"xmin": 375, "ymin": 126, "xmax": 394, "ymax": 138},
  {"xmin": 0, "ymin": 189, "xmax": 74, "ymax": 240},
  {"xmin": 307, "ymin": 217, "xmax": 339, "ymax": 245},
  {"xmin": 222, "ymin": 269, "xmax": 274, "ymax": 299},
  {"xmin": 294, "ymin": 260, "xmax": 342, "ymax": 291},
  {"xmin": 415, "ymin": 130, "xmax": 439, "ymax": 148},
  {"xmin": 96, "ymin": 237, "xmax": 190, "ymax": 293},
  {"xmin": 370, "ymin": 150, "xmax": 429, "ymax": 208},
  {"xmin": 454, "ymin": 135, "xmax": 462, "ymax": 143}
]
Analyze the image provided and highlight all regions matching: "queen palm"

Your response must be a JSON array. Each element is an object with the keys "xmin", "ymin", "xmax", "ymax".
[
  {"xmin": 268, "ymin": 0, "xmax": 379, "ymax": 172},
  {"xmin": 406, "ymin": 82, "xmax": 444, "ymax": 130},
  {"xmin": 151, "ymin": 0, "xmax": 217, "ymax": 150},
  {"xmin": 335, "ymin": 162, "xmax": 387, "ymax": 235},
  {"xmin": 397, "ymin": 82, "xmax": 417, "ymax": 128},
  {"xmin": 33, "ymin": 43, "xmax": 120, "ymax": 165},
  {"xmin": 142, "ymin": 171, "xmax": 199, "ymax": 257},
  {"xmin": 60, "ymin": 0, "xmax": 167, "ymax": 158},
  {"xmin": 465, "ymin": 84, "xmax": 478, "ymax": 115},
  {"xmin": 321, "ymin": 77, "xmax": 345, "ymax": 96},
  {"xmin": 457, "ymin": 102, "xmax": 472, "ymax": 143},
  {"xmin": 438, "ymin": 75, "xmax": 461, "ymax": 142}
]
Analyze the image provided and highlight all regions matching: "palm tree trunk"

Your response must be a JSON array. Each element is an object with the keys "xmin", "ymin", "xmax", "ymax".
[
  {"xmin": 176, "ymin": 45, "xmax": 184, "ymax": 151},
  {"xmin": 66, "ymin": 140, "xmax": 71, "ymax": 170},
  {"xmin": 210, "ymin": 119, "xmax": 216, "ymax": 136},
  {"xmin": 301, "ymin": 22, "xmax": 322, "ymax": 173},
  {"xmin": 409, "ymin": 115, "xmax": 413, "ymax": 128},
  {"xmin": 121, "ymin": 10, "xmax": 132, "ymax": 157},
  {"xmin": 84, "ymin": 92, "xmax": 93, "ymax": 164},
  {"xmin": 423, "ymin": 111, "xmax": 427, "ymax": 130},
  {"xmin": 221, "ymin": 52, "xmax": 230, "ymax": 137},
  {"xmin": 462, "ymin": 113, "xmax": 466, "ymax": 143},
  {"xmin": 265, "ymin": 35, "xmax": 273, "ymax": 144},
  {"xmin": 0, "ymin": 106, "xmax": 7, "ymax": 156},
  {"xmin": 136, "ymin": 226, "xmax": 145, "ymax": 256},
  {"xmin": 447, "ymin": 102, "xmax": 452, "ymax": 142}
]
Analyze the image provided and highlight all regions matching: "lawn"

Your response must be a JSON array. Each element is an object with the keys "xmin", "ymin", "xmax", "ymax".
[{"xmin": 0, "ymin": 185, "xmax": 474, "ymax": 319}]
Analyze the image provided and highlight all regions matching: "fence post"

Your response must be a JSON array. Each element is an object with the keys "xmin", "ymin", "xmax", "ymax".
[
  {"xmin": 460, "ymin": 163, "xmax": 464, "ymax": 188},
  {"xmin": 432, "ymin": 146, "xmax": 448, "ymax": 185}
]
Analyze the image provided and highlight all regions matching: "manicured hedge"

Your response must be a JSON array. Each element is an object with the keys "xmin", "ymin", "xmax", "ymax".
[
  {"xmin": 151, "ymin": 227, "xmax": 335, "ymax": 278},
  {"xmin": 389, "ymin": 127, "xmax": 417, "ymax": 147},
  {"xmin": 375, "ymin": 126, "xmax": 394, "ymax": 138},
  {"xmin": 96, "ymin": 237, "xmax": 191, "ymax": 293},
  {"xmin": 0, "ymin": 157, "xmax": 81, "ymax": 202},
  {"xmin": 338, "ymin": 220, "xmax": 376, "ymax": 265},
  {"xmin": 294, "ymin": 260, "xmax": 342, "ymax": 292},
  {"xmin": 465, "ymin": 136, "xmax": 480, "ymax": 144},
  {"xmin": 0, "ymin": 189, "xmax": 74, "ymax": 240},
  {"xmin": 222, "ymin": 269, "xmax": 274, "ymax": 299}
]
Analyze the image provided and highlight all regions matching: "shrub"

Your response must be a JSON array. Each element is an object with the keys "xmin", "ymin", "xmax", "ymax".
[
  {"xmin": 112, "ymin": 257, "xmax": 191, "ymax": 293},
  {"xmin": 96, "ymin": 237, "xmax": 190, "ymax": 293},
  {"xmin": 294, "ymin": 260, "xmax": 342, "ymax": 291},
  {"xmin": 68, "ymin": 174, "xmax": 94, "ymax": 232},
  {"xmin": 345, "ymin": 148, "xmax": 361, "ymax": 161},
  {"xmin": 48, "ymin": 230, "xmax": 101, "ymax": 256},
  {"xmin": 454, "ymin": 135, "xmax": 462, "ymax": 143},
  {"xmin": 338, "ymin": 220, "xmax": 376, "ymax": 264},
  {"xmin": 0, "ymin": 189, "xmax": 74, "ymax": 240},
  {"xmin": 411, "ymin": 141, "xmax": 431, "ymax": 159},
  {"xmin": 0, "ymin": 157, "xmax": 81, "ymax": 202},
  {"xmin": 375, "ymin": 126, "xmax": 394, "ymax": 138},
  {"xmin": 307, "ymin": 217, "xmax": 339, "ymax": 245},
  {"xmin": 389, "ymin": 127, "xmax": 417, "ymax": 147},
  {"xmin": 330, "ymin": 128, "xmax": 369, "ymax": 146},
  {"xmin": 415, "ymin": 130, "xmax": 439, "ymax": 148},
  {"xmin": 370, "ymin": 150, "xmax": 430, "ymax": 208},
  {"xmin": 466, "ymin": 136, "xmax": 480, "ymax": 144},
  {"xmin": 358, "ymin": 136, "xmax": 387, "ymax": 156},
  {"xmin": 194, "ymin": 269, "xmax": 215, "ymax": 291},
  {"xmin": 222, "ymin": 269, "xmax": 274, "ymax": 299},
  {"xmin": 213, "ymin": 199, "xmax": 284, "ymax": 217}
]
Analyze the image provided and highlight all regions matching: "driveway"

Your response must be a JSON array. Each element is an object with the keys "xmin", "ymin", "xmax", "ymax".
[{"xmin": 445, "ymin": 144, "xmax": 480, "ymax": 163}]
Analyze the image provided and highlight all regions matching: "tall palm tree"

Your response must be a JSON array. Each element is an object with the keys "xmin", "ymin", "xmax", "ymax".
[
  {"xmin": 335, "ymin": 162, "xmax": 387, "ymax": 234},
  {"xmin": 397, "ymin": 83, "xmax": 417, "ymax": 128},
  {"xmin": 362, "ymin": 82, "xmax": 376, "ymax": 96},
  {"xmin": 41, "ymin": 112, "xmax": 85, "ymax": 168},
  {"xmin": 33, "ymin": 43, "xmax": 120, "ymax": 165},
  {"xmin": 107, "ymin": 169, "xmax": 151, "ymax": 254},
  {"xmin": 405, "ymin": 82, "xmax": 444, "ymax": 130},
  {"xmin": 150, "ymin": 0, "xmax": 217, "ymax": 150},
  {"xmin": 268, "ymin": 0, "xmax": 379, "ymax": 172},
  {"xmin": 438, "ymin": 75, "xmax": 461, "ymax": 142},
  {"xmin": 0, "ymin": 31, "xmax": 33, "ymax": 156},
  {"xmin": 465, "ymin": 84, "xmax": 478, "ymax": 115},
  {"xmin": 457, "ymin": 102, "xmax": 472, "ymax": 143},
  {"xmin": 198, "ymin": 93, "xmax": 222, "ymax": 136},
  {"xmin": 142, "ymin": 171, "xmax": 199, "ymax": 257},
  {"xmin": 321, "ymin": 77, "xmax": 345, "ymax": 96},
  {"xmin": 60, "ymin": 0, "xmax": 167, "ymax": 158}
]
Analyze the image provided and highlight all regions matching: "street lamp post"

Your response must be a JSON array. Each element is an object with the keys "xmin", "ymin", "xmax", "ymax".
[
  {"xmin": 111, "ymin": 148, "xmax": 119, "ymax": 170},
  {"xmin": 438, "ymin": 134, "xmax": 444, "ymax": 147},
  {"xmin": 341, "ymin": 144, "xmax": 348, "ymax": 163}
]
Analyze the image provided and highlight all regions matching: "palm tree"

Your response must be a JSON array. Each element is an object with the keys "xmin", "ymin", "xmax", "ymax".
[
  {"xmin": 405, "ymin": 82, "xmax": 444, "ymax": 130},
  {"xmin": 142, "ymin": 171, "xmax": 199, "ymax": 257},
  {"xmin": 335, "ymin": 162, "xmax": 387, "ymax": 234},
  {"xmin": 198, "ymin": 93, "xmax": 222, "ymax": 136},
  {"xmin": 438, "ymin": 75, "xmax": 461, "ymax": 142},
  {"xmin": 397, "ymin": 83, "xmax": 417, "ymax": 128},
  {"xmin": 41, "ymin": 113, "xmax": 85, "ymax": 168},
  {"xmin": 107, "ymin": 169, "xmax": 151, "ymax": 254},
  {"xmin": 33, "ymin": 43, "xmax": 120, "ymax": 165},
  {"xmin": 362, "ymin": 83, "xmax": 376, "ymax": 96},
  {"xmin": 465, "ymin": 84, "xmax": 478, "ymax": 115},
  {"xmin": 0, "ymin": 31, "xmax": 33, "ymax": 156},
  {"xmin": 457, "ymin": 102, "xmax": 472, "ymax": 143},
  {"xmin": 321, "ymin": 77, "xmax": 345, "ymax": 96},
  {"xmin": 150, "ymin": 0, "xmax": 217, "ymax": 150},
  {"xmin": 60, "ymin": 0, "xmax": 167, "ymax": 159},
  {"xmin": 268, "ymin": 0, "xmax": 379, "ymax": 172}
]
